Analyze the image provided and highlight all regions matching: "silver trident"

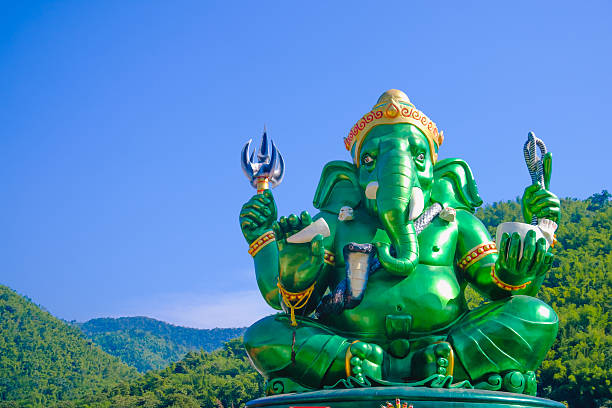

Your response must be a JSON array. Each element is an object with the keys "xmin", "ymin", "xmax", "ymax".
[{"xmin": 241, "ymin": 127, "xmax": 285, "ymax": 194}]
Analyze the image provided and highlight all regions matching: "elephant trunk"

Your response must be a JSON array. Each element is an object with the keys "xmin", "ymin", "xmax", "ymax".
[{"xmin": 374, "ymin": 153, "xmax": 420, "ymax": 276}]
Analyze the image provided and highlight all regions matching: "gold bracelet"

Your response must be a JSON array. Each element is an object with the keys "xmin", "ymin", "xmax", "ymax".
[
  {"xmin": 248, "ymin": 231, "xmax": 276, "ymax": 257},
  {"xmin": 277, "ymin": 279, "xmax": 315, "ymax": 327},
  {"xmin": 324, "ymin": 250, "xmax": 336, "ymax": 266},
  {"xmin": 458, "ymin": 242, "xmax": 497, "ymax": 271},
  {"xmin": 490, "ymin": 265, "xmax": 531, "ymax": 291}
]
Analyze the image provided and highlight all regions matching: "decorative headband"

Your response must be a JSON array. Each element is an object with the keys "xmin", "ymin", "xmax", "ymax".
[{"xmin": 344, "ymin": 89, "xmax": 444, "ymax": 166}]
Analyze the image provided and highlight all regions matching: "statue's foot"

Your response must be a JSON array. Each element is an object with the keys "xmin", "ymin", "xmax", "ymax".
[
  {"xmin": 472, "ymin": 370, "xmax": 537, "ymax": 395},
  {"xmin": 410, "ymin": 341, "xmax": 454, "ymax": 379},
  {"xmin": 347, "ymin": 341, "xmax": 384, "ymax": 383},
  {"xmin": 502, "ymin": 370, "xmax": 537, "ymax": 395}
]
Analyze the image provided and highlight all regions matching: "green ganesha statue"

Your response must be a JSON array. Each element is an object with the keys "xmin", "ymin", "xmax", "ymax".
[{"xmin": 238, "ymin": 90, "xmax": 561, "ymax": 397}]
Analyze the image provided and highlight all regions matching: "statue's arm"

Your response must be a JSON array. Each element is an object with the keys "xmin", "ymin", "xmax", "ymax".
[
  {"xmin": 456, "ymin": 210, "xmax": 548, "ymax": 300},
  {"xmin": 239, "ymin": 190, "xmax": 282, "ymax": 310}
]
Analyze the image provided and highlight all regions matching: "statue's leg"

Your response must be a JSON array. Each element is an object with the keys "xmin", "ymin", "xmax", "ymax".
[
  {"xmin": 245, "ymin": 314, "xmax": 367, "ymax": 392},
  {"xmin": 448, "ymin": 295, "xmax": 558, "ymax": 394}
]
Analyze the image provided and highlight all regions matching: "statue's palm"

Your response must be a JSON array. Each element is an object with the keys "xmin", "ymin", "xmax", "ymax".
[
  {"xmin": 274, "ymin": 211, "xmax": 326, "ymax": 292},
  {"xmin": 496, "ymin": 230, "xmax": 554, "ymax": 285}
]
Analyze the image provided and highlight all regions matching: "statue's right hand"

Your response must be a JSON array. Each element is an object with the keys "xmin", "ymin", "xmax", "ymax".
[
  {"xmin": 239, "ymin": 190, "xmax": 278, "ymax": 243},
  {"xmin": 274, "ymin": 211, "xmax": 326, "ymax": 292}
]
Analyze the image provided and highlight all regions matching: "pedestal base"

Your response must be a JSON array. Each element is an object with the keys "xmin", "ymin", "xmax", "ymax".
[{"xmin": 246, "ymin": 387, "xmax": 564, "ymax": 408}]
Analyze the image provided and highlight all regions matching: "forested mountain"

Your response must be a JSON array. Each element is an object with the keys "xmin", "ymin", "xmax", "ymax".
[
  {"xmin": 0, "ymin": 286, "xmax": 138, "ymax": 407},
  {"xmin": 76, "ymin": 338, "xmax": 264, "ymax": 408},
  {"xmin": 78, "ymin": 317, "xmax": 246, "ymax": 372}
]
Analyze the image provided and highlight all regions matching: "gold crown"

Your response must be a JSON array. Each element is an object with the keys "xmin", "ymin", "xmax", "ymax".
[{"xmin": 344, "ymin": 89, "xmax": 444, "ymax": 165}]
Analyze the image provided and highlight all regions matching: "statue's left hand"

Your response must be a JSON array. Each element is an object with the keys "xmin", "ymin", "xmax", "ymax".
[
  {"xmin": 273, "ymin": 211, "xmax": 326, "ymax": 292},
  {"xmin": 495, "ymin": 230, "xmax": 554, "ymax": 287},
  {"xmin": 522, "ymin": 184, "xmax": 561, "ymax": 224},
  {"xmin": 521, "ymin": 153, "xmax": 560, "ymax": 223}
]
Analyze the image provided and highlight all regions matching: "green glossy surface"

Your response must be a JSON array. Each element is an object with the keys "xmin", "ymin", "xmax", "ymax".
[
  {"xmin": 246, "ymin": 386, "xmax": 565, "ymax": 408},
  {"xmin": 239, "ymin": 92, "xmax": 561, "ymax": 398}
]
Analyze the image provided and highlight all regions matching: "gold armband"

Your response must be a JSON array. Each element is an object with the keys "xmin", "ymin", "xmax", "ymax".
[
  {"xmin": 490, "ymin": 265, "xmax": 531, "ymax": 291},
  {"xmin": 277, "ymin": 279, "xmax": 315, "ymax": 327},
  {"xmin": 457, "ymin": 242, "xmax": 497, "ymax": 271},
  {"xmin": 324, "ymin": 250, "xmax": 336, "ymax": 266},
  {"xmin": 248, "ymin": 231, "xmax": 276, "ymax": 257}
]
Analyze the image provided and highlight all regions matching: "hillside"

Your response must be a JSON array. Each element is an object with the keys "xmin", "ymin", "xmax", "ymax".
[
  {"xmin": 78, "ymin": 337, "xmax": 264, "ymax": 408},
  {"xmin": 78, "ymin": 317, "xmax": 246, "ymax": 372},
  {"xmin": 0, "ymin": 286, "xmax": 138, "ymax": 407}
]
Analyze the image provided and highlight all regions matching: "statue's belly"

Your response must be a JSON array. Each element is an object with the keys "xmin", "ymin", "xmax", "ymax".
[{"xmin": 322, "ymin": 264, "xmax": 465, "ymax": 337}]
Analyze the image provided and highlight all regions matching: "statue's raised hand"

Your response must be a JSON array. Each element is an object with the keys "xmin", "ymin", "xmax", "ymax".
[
  {"xmin": 495, "ymin": 230, "xmax": 554, "ymax": 287},
  {"xmin": 522, "ymin": 153, "xmax": 560, "ymax": 223},
  {"xmin": 273, "ymin": 211, "xmax": 326, "ymax": 292},
  {"xmin": 239, "ymin": 190, "xmax": 278, "ymax": 244}
]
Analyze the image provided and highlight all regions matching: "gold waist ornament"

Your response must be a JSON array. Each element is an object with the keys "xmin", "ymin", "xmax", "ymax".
[{"xmin": 277, "ymin": 279, "xmax": 315, "ymax": 327}]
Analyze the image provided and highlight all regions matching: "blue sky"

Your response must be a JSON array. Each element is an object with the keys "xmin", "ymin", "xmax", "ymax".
[{"xmin": 1, "ymin": 1, "xmax": 610, "ymax": 328}]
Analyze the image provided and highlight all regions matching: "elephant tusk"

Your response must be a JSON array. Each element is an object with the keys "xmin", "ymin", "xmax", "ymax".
[
  {"xmin": 408, "ymin": 187, "xmax": 424, "ymax": 220},
  {"xmin": 286, "ymin": 218, "xmax": 331, "ymax": 243},
  {"xmin": 365, "ymin": 181, "xmax": 379, "ymax": 200}
]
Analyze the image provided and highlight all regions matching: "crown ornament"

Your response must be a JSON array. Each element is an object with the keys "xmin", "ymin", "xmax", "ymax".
[{"xmin": 344, "ymin": 89, "xmax": 444, "ymax": 165}]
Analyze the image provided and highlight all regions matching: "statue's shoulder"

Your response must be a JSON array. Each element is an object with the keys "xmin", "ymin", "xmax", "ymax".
[{"xmin": 432, "ymin": 158, "xmax": 483, "ymax": 213}]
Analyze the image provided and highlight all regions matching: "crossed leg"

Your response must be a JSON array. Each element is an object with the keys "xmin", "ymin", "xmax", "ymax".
[
  {"xmin": 448, "ymin": 295, "xmax": 559, "ymax": 394},
  {"xmin": 244, "ymin": 314, "xmax": 383, "ymax": 392}
]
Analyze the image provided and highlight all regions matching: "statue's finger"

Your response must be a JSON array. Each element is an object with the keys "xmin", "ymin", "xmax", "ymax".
[
  {"xmin": 272, "ymin": 221, "xmax": 281, "ymax": 238},
  {"xmin": 519, "ymin": 230, "xmax": 536, "ymax": 275},
  {"xmin": 498, "ymin": 232, "xmax": 510, "ymax": 269},
  {"xmin": 530, "ymin": 197, "xmax": 560, "ymax": 213},
  {"xmin": 533, "ymin": 208, "xmax": 560, "ymax": 222},
  {"xmin": 278, "ymin": 216, "xmax": 289, "ymax": 236},
  {"xmin": 241, "ymin": 210, "xmax": 267, "ymax": 225},
  {"xmin": 300, "ymin": 211, "xmax": 312, "ymax": 226},
  {"xmin": 242, "ymin": 201, "xmax": 271, "ymax": 216},
  {"xmin": 543, "ymin": 152, "xmax": 552, "ymax": 191},
  {"xmin": 251, "ymin": 194, "xmax": 271, "ymax": 205},
  {"xmin": 500, "ymin": 232, "xmax": 511, "ymax": 259},
  {"xmin": 531, "ymin": 238, "xmax": 547, "ymax": 273},
  {"xmin": 287, "ymin": 214, "xmax": 300, "ymax": 229},
  {"xmin": 241, "ymin": 208, "xmax": 264, "ymax": 220},
  {"xmin": 310, "ymin": 234, "xmax": 325, "ymax": 262},
  {"xmin": 507, "ymin": 232, "xmax": 522, "ymax": 272},
  {"xmin": 263, "ymin": 189, "xmax": 275, "ymax": 201},
  {"xmin": 537, "ymin": 252, "xmax": 554, "ymax": 276},
  {"xmin": 240, "ymin": 219, "xmax": 255, "ymax": 231},
  {"xmin": 524, "ymin": 183, "xmax": 540, "ymax": 199}
]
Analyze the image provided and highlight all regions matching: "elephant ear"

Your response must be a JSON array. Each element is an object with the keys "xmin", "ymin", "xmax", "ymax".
[
  {"xmin": 313, "ymin": 160, "xmax": 361, "ymax": 213},
  {"xmin": 431, "ymin": 158, "xmax": 483, "ymax": 213}
]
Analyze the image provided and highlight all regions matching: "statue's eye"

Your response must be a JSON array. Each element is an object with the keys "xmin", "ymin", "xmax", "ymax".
[
  {"xmin": 416, "ymin": 153, "xmax": 425, "ymax": 161},
  {"xmin": 361, "ymin": 154, "xmax": 374, "ymax": 165}
]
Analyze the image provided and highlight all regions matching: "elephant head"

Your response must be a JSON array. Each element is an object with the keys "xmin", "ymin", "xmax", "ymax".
[
  {"xmin": 356, "ymin": 123, "xmax": 435, "ymax": 276},
  {"xmin": 313, "ymin": 90, "xmax": 482, "ymax": 276}
]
